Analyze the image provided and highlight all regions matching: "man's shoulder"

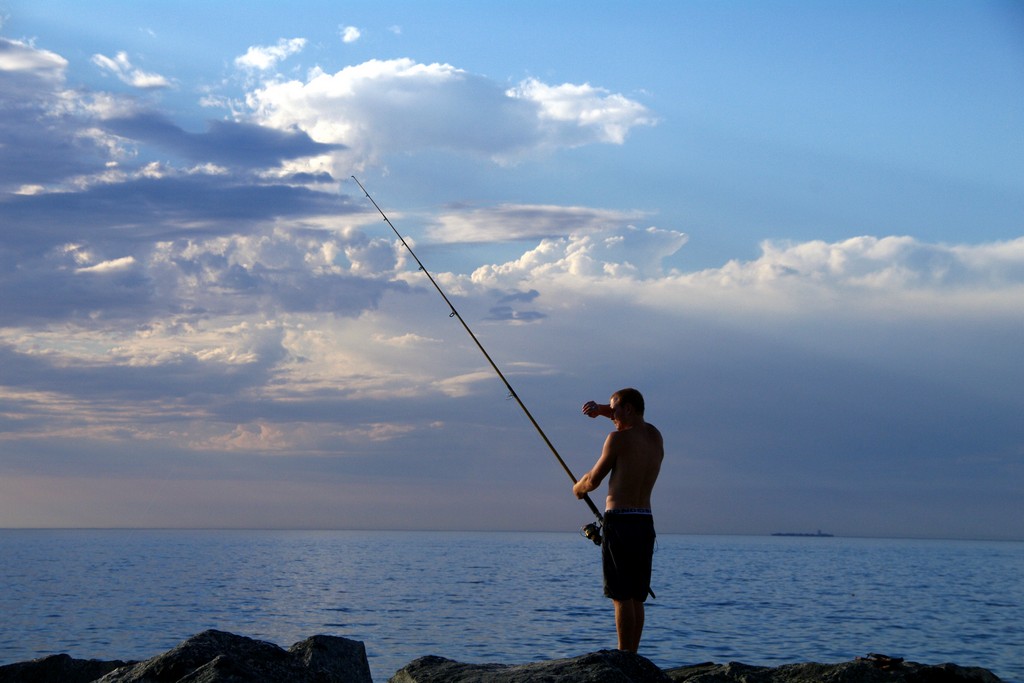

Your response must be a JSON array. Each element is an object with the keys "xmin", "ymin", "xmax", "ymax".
[
  {"xmin": 604, "ymin": 429, "xmax": 632, "ymax": 451},
  {"xmin": 607, "ymin": 423, "xmax": 662, "ymax": 445}
]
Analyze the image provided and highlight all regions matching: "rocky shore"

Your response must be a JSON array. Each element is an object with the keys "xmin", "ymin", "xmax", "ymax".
[{"xmin": 0, "ymin": 630, "xmax": 1003, "ymax": 683}]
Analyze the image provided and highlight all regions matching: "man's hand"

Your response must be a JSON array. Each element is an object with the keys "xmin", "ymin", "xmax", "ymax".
[
  {"xmin": 582, "ymin": 401, "xmax": 610, "ymax": 418},
  {"xmin": 573, "ymin": 474, "xmax": 593, "ymax": 499}
]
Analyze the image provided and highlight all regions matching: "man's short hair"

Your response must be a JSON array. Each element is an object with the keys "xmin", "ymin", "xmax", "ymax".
[{"xmin": 613, "ymin": 387, "xmax": 645, "ymax": 416}]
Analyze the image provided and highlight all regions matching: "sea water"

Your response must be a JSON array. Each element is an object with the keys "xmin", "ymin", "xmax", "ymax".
[{"xmin": 0, "ymin": 530, "xmax": 1020, "ymax": 682}]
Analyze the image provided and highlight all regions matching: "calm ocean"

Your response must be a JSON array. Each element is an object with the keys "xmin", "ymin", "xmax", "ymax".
[{"xmin": 1, "ymin": 530, "xmax": 1020, "ymax": 682}]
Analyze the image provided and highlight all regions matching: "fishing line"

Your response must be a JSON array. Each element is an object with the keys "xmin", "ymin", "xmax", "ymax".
[{"xmin": 350, "ymin": 176, "xmax": 605, "ymax": 542}]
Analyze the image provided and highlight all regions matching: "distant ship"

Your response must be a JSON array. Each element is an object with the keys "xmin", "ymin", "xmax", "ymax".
[{"xmin": 771, "ymin": 530, "xmax": 834, "ymax": 537}]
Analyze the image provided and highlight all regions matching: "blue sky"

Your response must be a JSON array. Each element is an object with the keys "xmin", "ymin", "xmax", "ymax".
[{"xmin": 0, "ymin": 1, "xmax": 1021, "ymax": 539}]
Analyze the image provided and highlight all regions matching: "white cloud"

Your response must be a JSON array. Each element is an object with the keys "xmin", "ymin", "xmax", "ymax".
[
  {"xmin": 429, "ymin": 204, "xmax": 648, "ymax": 243},
  {"xmin": 460, "ymin": 231, "xmax": 1024, "ymax": 333},
  {"xmin": 193, "ymin": 419, "xmax": 413, "ymax": 452},
  {"xmin": 688, "ymin": 235, "xmax": 1024, "ymax": 291},
  {"xmin": 0, "ymin": 37, "xmax": 67, "ymax": 79},
  {"xmin": 470, "ymin": 223, "xmax": 688, "ymax": 282},
  {"xmin": 75, "ymin": 256, "xmax": 136, "ymax": 274},
  {"xmin": 242, "ymin": 58, "xmax": 656, "ymax": 171},
  {"xmin": 434, "ymin": 370, "xmax": 496, "ymax": 397},
  {"xmin": 374, "ymin": 332, "xmax": 441, "ymax": 347},
  {"xmin": 91, "ymin": 51, "xmax": 170, "ymax": 89},
  {"xmin": 340, "ymin": 26, "xmax": 361, "ymax": 43},
  {"xmin": 507, "ymin": 78, "xmax": 659, "ymax": 145},
  {"xmin": 234, "ymin": 37, "xmax": 307, "ymax": 71},
  {"xmin": 200, "ymin": 422, "xmax": 293, "ymax": 451}
]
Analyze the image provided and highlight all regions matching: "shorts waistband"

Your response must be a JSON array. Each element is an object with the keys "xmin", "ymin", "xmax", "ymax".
[{"xmin": 605, "ymin": 507, "xmax": 652, "ymax": 516}]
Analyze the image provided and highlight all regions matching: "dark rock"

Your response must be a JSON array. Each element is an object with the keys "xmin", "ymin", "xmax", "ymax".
[
  {"xmin": 1, "ymin": 636, "xmax": 1005, "ymax": 683},
  {"xmin": 94, "ymin": 629, "xmax": 372, "ymax": 683},
  {"xmin": 290, "ymin": 635, "xmax": 374, "ymax": 682},
  {"xmin": 388, "ymin": 649, "xmax": 672, "ymax": 682},
  {"xmin": 0, "ymin": 653, "xmax": 129, "ymax": 683},
  {"xmin": 664, "ymin": 658, "xmax": 1003, "ymax": 683}
]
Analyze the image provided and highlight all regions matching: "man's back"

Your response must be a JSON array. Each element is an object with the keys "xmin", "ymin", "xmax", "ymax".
[{"xmin": 606, "ymin": 421, "xmax": 663, "ymax": 510}]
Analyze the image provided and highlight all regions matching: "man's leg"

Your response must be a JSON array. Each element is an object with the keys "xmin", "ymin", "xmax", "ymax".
[{"xmin": 613, "ymin": 598, "xmax": 645, "ymax": 652}]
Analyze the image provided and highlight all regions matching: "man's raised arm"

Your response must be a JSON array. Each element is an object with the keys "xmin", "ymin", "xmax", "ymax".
[{"xmin": 582, "ymin": 400, "xmax": 613, "ymax": 419}]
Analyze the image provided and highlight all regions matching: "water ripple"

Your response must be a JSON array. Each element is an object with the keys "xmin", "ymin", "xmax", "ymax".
[{"xmin": 0, "ymin": 531, "xmax": 1020, "ymax": 682}]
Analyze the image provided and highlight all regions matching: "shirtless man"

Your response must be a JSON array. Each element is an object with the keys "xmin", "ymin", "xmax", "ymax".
[{"xmin": 573, "ymin": 388, "xmax": 664, "ymax": 653}]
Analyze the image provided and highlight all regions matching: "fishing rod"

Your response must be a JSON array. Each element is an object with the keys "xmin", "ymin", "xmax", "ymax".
[{"xmin": 351, "ymin": 176, "xmax": 605, "ymax": 544}]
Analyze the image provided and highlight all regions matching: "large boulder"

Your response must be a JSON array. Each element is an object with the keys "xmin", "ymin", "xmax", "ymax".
[
  {"xmin": 290, "ymin": 634, "xmax": 374, "ymax": 682},
  {"xmin": 664, "ymin": 656, "xmax": 1003, "ymax": 683},
  {"xmin": 94, "ymin": 629, "xmax": 372, "ymax": 683},
  {"xmin": 0, "ymin": 653, "xmax": 129, "ymax": 683},
  {"xmin": 388, "ymin": 649, "xmax": 672, "ymax": 682}
]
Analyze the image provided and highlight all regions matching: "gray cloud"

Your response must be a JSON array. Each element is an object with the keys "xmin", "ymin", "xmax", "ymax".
[
  {"xmin": 1, "ymin": 175, "xmax": 360, "ymax": 252},
  {"xmin": 0, "ymin": 252, "xmax": 154, "ymax": 324},
  {"xmin": 0, "ymin": 340, "xmax": 281, "ymax": 403},
  {"xmin": 0, "ymin": 39, "xmax": 110, "ymax": 190},
  {"xmin": 486, "ymin": 289, "xmax": 545, "ymax": 321},
  {"xmin": 102, "ymin": 114, "xmax": 345, "ymax": 168},
  {"xmin": 486, "ymin": 305, "xmax": 546, "ymax": 322},
  {"xmin": 0, "ymin": 223, "xmax": 402, "ymax": 328}
]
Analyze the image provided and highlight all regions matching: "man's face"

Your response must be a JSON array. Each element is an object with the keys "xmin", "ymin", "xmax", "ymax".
[{"xmin": 610, "ymin": 395, "xmax": 628, "ymax": 429}]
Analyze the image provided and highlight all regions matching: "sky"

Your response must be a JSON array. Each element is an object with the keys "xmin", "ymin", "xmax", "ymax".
[{"xmin": 0, "ymin": 1, "xmax": 1022, "ymax": 540}]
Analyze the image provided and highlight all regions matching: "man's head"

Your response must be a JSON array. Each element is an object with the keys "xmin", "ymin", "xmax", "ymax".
[{"xmin": 611, "ymin": 387, "xmax": 645, "ymax": 417}]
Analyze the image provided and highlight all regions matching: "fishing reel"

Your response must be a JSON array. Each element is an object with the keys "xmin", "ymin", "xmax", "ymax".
[{"xmin": 580, "ymin": 521, "xmax": 603, "ymax": 546}]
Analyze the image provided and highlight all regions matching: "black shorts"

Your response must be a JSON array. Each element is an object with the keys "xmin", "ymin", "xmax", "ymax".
[{"xmin": 602, "ymin": 510, "xmax": 655, "ymax": 601}]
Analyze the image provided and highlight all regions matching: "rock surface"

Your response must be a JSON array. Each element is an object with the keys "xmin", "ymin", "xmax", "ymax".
[
  {"xmin": 388, "ymin": 649, "xmax": 672, "ymax": 682},
  {"xmin": 94, "ymin": 629, "xmax": 372, "ymax": 683},
  {"xmin": 390, "ymin": 653, "xmax": 1004, "ymax": 683},
  {"xmin": 0, "ymin": 653, "xmax": 129, "ymax": 683},
  {"xmin": 0, "ymin": 634, "xmax": 1005, "ymax": 683},
  {"xmin": 664, "ymin": 658, "xmax": 1003, "ymax": 683}
]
